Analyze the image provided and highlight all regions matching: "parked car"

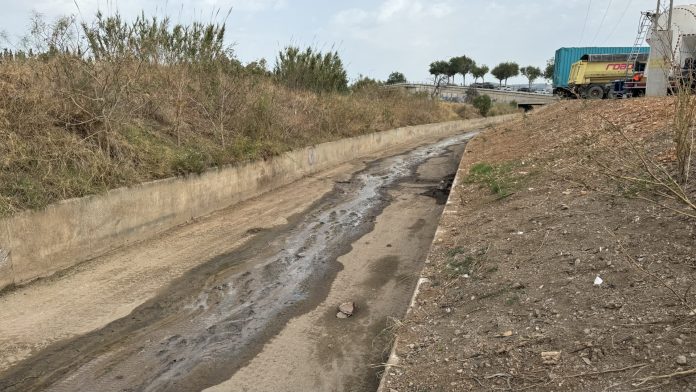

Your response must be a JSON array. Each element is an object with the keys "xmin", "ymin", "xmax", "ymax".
[
  {"xmin": 471, "ymin": 82, "xmax": 496, "ymax": 89},
  {"xmin": 517, "ymin": 87, "xmax": 531, "ymax": 93}
]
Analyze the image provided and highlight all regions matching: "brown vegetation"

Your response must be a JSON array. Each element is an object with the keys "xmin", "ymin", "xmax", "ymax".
[{"xmin": 0, "ymin": 13, "xmax": 477, "ymax": 216}]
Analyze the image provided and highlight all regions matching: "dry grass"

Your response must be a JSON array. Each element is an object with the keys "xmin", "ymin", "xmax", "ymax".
[
  {"xmin": 384, "ymin": 98, "xmax": 696, "ymax": 391},
  {"xmin": 488, "ymin": 102, "xmax": 520, "ymax": 117},
  {"xmin": 0, "ymin": 58, "xmax": 470, "ymax": 216}
]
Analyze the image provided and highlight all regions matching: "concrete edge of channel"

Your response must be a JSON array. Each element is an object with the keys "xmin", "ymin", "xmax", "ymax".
[
  {"xmin": 0, "ymin": 115, "xmax": 519, "ymax": 292},
  {"xmin": 375, "ymin": 115, "xmax": 517, "ymax": 392}
]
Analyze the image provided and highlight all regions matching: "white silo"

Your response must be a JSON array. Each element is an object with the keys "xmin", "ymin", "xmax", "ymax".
[{"xmin": 646, "ymin": 5, "xmax": 696, "ymax": 96}]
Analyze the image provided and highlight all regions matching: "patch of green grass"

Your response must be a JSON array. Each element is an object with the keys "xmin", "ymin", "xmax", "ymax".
[
  {"xmin": 465, "ymin": 161, "xmax": 526, "ymax": 199},
  {"xmin": 446, "ymin": 255, "xmax": 475, "ymax": 277},
  {"xmin": 445, "ymin": 247, "xmax": 466, "ymax": 257},
  {"xmin": 444, "ymin": 247, "xmax": 477, "ymax": 278}
]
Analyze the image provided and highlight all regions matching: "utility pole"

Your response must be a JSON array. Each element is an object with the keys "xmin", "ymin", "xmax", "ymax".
[
  {"xmin": 656, "ymin": 0, "xmax": 662, "ymax": 28},
  {"xmin": 667, "ymin": 0, "xmax": 674, "ymax": 66}
]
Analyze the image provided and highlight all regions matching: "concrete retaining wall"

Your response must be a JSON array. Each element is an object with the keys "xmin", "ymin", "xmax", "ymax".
[{"xmin": 0, "ymin": 115, "xmax": 517, "ymax": 290}]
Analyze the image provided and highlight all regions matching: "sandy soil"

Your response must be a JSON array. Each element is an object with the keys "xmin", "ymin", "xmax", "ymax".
[{"xmin": 382, "ymin": 99, "xmax": 696, "ymax": 391}]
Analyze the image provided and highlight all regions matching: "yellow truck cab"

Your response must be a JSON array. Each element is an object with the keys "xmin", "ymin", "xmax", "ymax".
[{"xmin": 568, "ymin": 53, "xmax": 648, "ymax": 99}]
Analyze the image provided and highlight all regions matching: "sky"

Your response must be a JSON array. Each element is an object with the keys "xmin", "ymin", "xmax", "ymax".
[{"xmin": 1, "ymin": 0, "xmax": 694, "ymax": 84}]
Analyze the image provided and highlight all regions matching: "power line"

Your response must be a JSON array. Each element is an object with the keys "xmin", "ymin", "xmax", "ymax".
[
  {"xmin": 592, "ymin": 0, "xmax": 614, "ymax": 44},
  {"xmin": 579, "ymin": 0, "xmax": 593, "ymax": 45},
  {"xmin": 603, "ymin": 0, "xmax": 633, "ymax": 44}
]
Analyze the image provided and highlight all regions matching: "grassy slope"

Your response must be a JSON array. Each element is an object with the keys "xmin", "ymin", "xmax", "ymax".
[{"xmin": 0, "ymin": 59, "xmax": 518, "ymax": 216}]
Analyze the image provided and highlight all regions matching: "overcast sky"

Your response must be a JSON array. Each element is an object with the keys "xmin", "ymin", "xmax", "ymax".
[{"xmin": 1, "ymin": 0, "xmax": 693, "ymax": 84}]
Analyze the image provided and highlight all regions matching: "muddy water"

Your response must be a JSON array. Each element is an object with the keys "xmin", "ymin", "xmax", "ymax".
[{"xmin": 0, "ymin": 133, "xmax": 473, "ymax": 392}]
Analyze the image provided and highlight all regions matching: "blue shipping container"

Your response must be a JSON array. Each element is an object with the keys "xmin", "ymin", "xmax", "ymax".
[{"xmin": 553, "ymin": 47, "xmax": 650, "ymax": 88}]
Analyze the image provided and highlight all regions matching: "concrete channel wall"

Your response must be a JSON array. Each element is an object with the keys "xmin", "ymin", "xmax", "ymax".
[{"xmin": 0, "ymin": 115, "xmax": 517, "ymax": 290}]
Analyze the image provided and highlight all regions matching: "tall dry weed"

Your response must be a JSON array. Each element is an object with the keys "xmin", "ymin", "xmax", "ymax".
[{"xmin": 0, "ymin": 11, "xmax": 465, "ymax": 216}]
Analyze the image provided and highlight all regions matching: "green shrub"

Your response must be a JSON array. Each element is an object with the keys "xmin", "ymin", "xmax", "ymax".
[
  {"xmin": 465, "ymin": 162, "xmax": 521, "ymax": 198},
  {"xmin": 274, "ymin": 46, "xmax": 348, "ymax": 93},
  {"xmin": 386, "ymin": 71, "xmax": 407, "ymax": 84},
  {"xmin": 473, "ymin": 94, "xmax": 492, "ymax": 117}
]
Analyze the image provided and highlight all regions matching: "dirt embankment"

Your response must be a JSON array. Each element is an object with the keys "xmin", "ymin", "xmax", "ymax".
[{"xmin": 382, "ymin": 99, "xmax": 696, "ymax": 391}]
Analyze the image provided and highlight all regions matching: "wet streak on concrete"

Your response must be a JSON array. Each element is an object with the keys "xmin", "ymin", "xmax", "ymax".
[
  {"xmin": 419, "ymin": 173, "xmax": 456, "ymax": 205},
  {"xmin": 0, "ymin": 133, "xmax": 473, "ymax": 392}
]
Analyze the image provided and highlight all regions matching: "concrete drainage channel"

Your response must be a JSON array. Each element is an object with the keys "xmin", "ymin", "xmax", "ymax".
[{"xmin": 0, "ymin": 132, "xmax": 476, "ymax": 392}]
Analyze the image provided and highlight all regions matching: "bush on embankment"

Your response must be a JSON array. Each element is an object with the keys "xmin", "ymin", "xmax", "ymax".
[{"xmin": 0, "ymin": 12, "xmax": 472, "ymax": 216}]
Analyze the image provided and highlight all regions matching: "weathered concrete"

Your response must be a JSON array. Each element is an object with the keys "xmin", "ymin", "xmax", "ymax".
[
  {"xmin": 0, "ymin": 115, "xmax": 517, "ymax": 291},
  {"xmin": 387, "ymin": 83, "xmax": 558, "ymax": 105}
]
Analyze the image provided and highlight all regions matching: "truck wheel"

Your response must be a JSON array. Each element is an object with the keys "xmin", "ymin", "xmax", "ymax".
[{"xmin": 587, "ymin": 85, "xmax": 604, "ymax": 99}]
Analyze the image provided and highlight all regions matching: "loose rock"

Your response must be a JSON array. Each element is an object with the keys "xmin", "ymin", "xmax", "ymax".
[
  {"xmin": 337, "ymin": 301, "xmax": 355, "ymax": 318},
  {"xmin": 541, "ymin": 351, "xmax": 562, "ymax": 365},
  {"xmin": 677, "ymin": 355, "xmax": 688, "ymax": 366}
]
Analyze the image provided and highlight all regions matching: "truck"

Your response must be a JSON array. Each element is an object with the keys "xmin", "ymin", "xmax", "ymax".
[
  {"xmin": 552, "ymin": 47, "xmax": 650, "ymax": 97},
  {"xmin": 566, "ymin": 53, "xmax": 649, "ymax": 99}
]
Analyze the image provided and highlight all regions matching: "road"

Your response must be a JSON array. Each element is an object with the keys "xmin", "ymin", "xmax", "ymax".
[
  {"xmin": 0, "ymin": 132, "xmax": 474, "ymax": 392},
  {"xmin": 385, "ymin": 83, "xmax": 558, "ymax": 106}
]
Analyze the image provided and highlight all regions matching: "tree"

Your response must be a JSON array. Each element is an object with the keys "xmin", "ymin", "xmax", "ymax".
[
  {"xmin": 543, "ymin": 58, "xmax": 555, "ymax": 81},
  {"xmin": 245, "ymin": 58, "xmax": 269, "ymax": 76},
  {"xmin": 351, "ymin": 75, "xmax": 382, "ymax": 91},
  {"xmin": 386, "ymin": 71, "xmax": 407, "ymax": 84},
  {"xmin": 520, "ymin": 65, "xmax": 542, "ymax": 89},
  {"xmin": 429, "ymin": 60, "xmax": 450, "ymax": 96},
  {"xmin": 491, "ymin": 64, "xmax": 506, "ymax": 86},
  {"xmin": 429, "ymin": 60, "xmax": 450, "ymax": 83},
  {"xmin": 503, "ymin": 62, "xmax": 520, "ymax": 86},
  {"xmin": 491, "ymin": 62, "xmax": 519, "ymax": 86},
  {"xmin": 450, "ymin": 55, "xmax": 475, "ymax": 86},
  {"xmin": 471, "ymin": 64, "xmax": 489, "ymax": 84},
  {"xmin": 274, "ymin": 46, "xmax": 348, "ymax": 93},
  {"xmin": 473, "ymin": 95, "xmax": 492, "ymax": 117},
  {"xmin": 429, "ymin": 60, "xmax": 448, "ymax": 77},
  {"xmin": 444, "ymin": 60, "xmax": 458, "ymax": 84}
]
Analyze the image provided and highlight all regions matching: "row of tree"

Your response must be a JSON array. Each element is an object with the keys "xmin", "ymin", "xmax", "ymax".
[
  {"xmin": 428, "ymin": 55, "xmax": 487, "ymax": 86},
  {"xmin": 428, "ymin": 56, "xmax": 555, "ymax": 89}
]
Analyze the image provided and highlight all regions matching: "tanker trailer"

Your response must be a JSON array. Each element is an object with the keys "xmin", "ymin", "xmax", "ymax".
[{"xmin": 567, "ymin": 53, "xmax": 649, "ymax": 99}]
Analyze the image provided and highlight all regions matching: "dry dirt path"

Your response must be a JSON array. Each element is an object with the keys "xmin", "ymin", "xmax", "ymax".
[{"xmin": 0, "ymin": 131, "xmax": 474, "ymax": 392}]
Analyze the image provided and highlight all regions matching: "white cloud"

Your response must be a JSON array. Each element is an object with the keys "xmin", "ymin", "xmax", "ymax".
[
  {"xmin": 224, "ymin": 0, "xmax": 287, "ymax": 12},
  {"xmin": 376, "ymin": 0, "xmax": 453, "ymax": 22},
  {"xmin": 332, "ymin": 0, "xmax": 453, "ymax": 27},
  {"xmin": 377, "ymin": 0, "xmax": 408, "ymax": 22},
  {"xmin": 22, "ymin": 0, "xmax": 286, "ymax": 20},
  {"xmin": 332, "ymin": 8, "xmax": 370, "ymax": 27}
]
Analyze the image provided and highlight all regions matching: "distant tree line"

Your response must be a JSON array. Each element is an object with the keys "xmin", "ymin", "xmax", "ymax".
[{"xmin": 426, "ymin": 55, "xmax": 555, "ymax": 89}]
